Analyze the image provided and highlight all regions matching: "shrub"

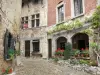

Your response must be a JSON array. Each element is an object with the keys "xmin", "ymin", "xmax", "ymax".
[
  {"xmin": 64, "ymin": 42, "xmax": 72, "ymax": 60},
  {"xmin": 89, "ymin": 60, "xmax": 98, "ymax": 66},
  {"xmin": 79, "ymin": 59, "xmax": 89, "ymax": 65}
]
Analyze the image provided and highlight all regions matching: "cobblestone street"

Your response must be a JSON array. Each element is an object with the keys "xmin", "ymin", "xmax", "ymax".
[{"xmin": 15, "ymin": 57, "xmax": 91, "ymax": 75}]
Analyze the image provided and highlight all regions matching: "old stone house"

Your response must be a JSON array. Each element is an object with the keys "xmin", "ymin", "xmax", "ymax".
[
  {"xmin": 19, "ymin": 0, "xmax": 100, "ymax": 59},
  {"xmin": 20, "ymin": 0, "xmax": 48, "ymax": 58},
  {"xmin": 0, "ymin": 0, "xmax": 21, "ymax": 70},
  {"xmin": 47, "ymin": 0, "xmax": 99, "ymax": 59}
]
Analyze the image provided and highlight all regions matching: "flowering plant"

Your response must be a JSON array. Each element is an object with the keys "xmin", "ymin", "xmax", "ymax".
[
  {"xmin": 55, "ymin": 48, "xmax": 64, "ymax": 56},
  {"xmin": 1, "ymin": 67, "xmax": 13, "ymax": 75}
]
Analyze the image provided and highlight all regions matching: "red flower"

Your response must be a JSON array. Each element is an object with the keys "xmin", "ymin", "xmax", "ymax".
[
  {"xmin": 57, "ymin": 48, "xmax": 61, "ymax": 50},
  {"xmin": 8, "ymin": 68, "xmax": 12, "ymax": 74},
  {"xmin": 2, "ymin": 68, "xmax": 5, "ymax": 73},
  {"xmin": 60, "ymin": 50, "xmax": 64, "ymax": 52},
  {"xmin": 81, "ymin": 48, "xmax": 84, "ymax": 50}
]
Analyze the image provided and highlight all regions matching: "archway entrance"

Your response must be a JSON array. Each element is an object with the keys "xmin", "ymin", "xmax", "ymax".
[
  {"xmin": 72, "ymin": 33, "xmax": 89, "ymax": 50},
  {"xmin": 56, "ymin": 37, "xmax": 67, "ymax": 50}
]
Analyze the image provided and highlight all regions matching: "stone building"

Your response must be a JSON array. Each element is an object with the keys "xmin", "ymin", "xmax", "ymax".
[
  {"xmin": 20, "ymin": 0, "xmax": 48, "ymax": 58},
  {"xmin": 47, "ymin": 0, "xmax": 98, "ymax": 58},
  {"xmin": 0, "ymin": 0, "xmax": 21, "ymax": 70}
]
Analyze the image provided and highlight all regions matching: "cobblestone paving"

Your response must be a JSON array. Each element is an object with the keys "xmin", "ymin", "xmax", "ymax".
[{"xmin": 15, "ymin": 57, "xmax": 91, "ymax": 75}]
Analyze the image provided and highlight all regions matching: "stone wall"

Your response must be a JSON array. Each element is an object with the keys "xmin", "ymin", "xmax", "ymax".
[
  {"xmin": 21, "ymin": 0, "xmax": 47, "ymax": 27},
  {"xmin": 20, "ymin": 27, "xmax": 48, "ymax": 58},
  {"xmin": 0, "ymin": 0, "xmax": 21, "ymax": 70},
  {"xmin": 20, "ymin": 0, "xmax": 48, "ymax": 58}
]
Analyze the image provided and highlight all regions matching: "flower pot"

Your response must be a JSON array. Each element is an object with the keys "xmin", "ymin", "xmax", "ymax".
[
  {"xmin": 4, "ymin": 72, "xmax": 15, "ymax": 75},
  {"xmin": 81, "ymin": 54, "xmax": 84, "ymax": 57}
]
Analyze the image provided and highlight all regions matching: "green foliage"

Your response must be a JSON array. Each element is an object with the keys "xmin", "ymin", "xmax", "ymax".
[
  {"xmin": 89, "ymin": 60, "xmax": 98, "ymax": 66},
  {"xmin": 79, "ymin": 59, "xmax": 89, "ymax": 65},
  {"xmin": 47, "ymin": 19, "xmax": 83, "ymax": 35},
  {"xmin": 89, "ymin": 42, "xmax": 98, "ymax": 49},
  {"xmin": 53, "ymin": 57, "xmax": 59, "ymax": 62},
  {"xmin": 64, "ymin": 42, "xmax": 72, "ymax": 60},
  {"xmin": 92, "ymin": 6, "xmax": 100, "ymax": 29},
  {"xmin": 80, "ymin": 28, "xmax": 94, "ymax": 36},
  {"xmin": 15, "ymin": 50, "xmax": 20, "ymax": 56},
  {"xmin": 8, "ymin": 48, "xmax": 15, "ymax": 60},
  {"xmin": 70, "ymin": 49, "xmax": 80, "ymax": 56}
]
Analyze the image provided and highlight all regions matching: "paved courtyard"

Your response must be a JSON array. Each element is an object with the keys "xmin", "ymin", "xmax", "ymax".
[{"xmin": 15, "ymin": 57, "xmax": 91, "ymax": 75}]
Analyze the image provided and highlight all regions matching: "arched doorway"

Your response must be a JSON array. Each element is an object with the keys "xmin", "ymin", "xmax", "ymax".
[
  {"xmin": 56, "ymin": 37, "xmax": 67, "ymax": 50},
  {"xmin": 72, "ymin": 33, "xmax": 89, "ymax": 50}
]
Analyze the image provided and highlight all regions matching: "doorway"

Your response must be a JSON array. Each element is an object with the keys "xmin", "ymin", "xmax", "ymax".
[
  {"xmin": 78, "ymin": 40, "xmax": 85, "ymax": 50},
  {"xmin": 57, "ymin": 37, "xmax": 67, "ymax": 50},
  {"xmin": 25, "ymin": 40, "xmax": 30, "ymax": 57},
  {"xmin": 48, "ymin": 39, "xmax": 52, "ymax": 58},
  {"xmin": 32, "ymin": 40, "xmax": 40, "ymax": 53}
]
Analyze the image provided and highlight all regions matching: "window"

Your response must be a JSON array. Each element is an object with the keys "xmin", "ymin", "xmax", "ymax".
[
  {"xmin": 57, "ymin": 5, "xmax": 64, "ymax": 23},
  {"xmin": 31, "ymin": 14, "xmax": 40, "ymax": 27},
  {"xmin": 73, "ymin": 0, "xmax": 83, "ymax": 16},
  {"xmin": 21, "ymin": 16, "xmax": 28, "ymax": 28}
]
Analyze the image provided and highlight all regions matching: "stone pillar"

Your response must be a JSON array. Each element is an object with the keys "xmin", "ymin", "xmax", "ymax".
[
  {"xmin": 89, "ymin": 36, "xmax": 97, "ymax": 61},
  {"xmin": 30, "ymin": 40, "xmax": 33, "ymax": 57},
  {"xmin": 67, "ymin": 35, "xmax": 72, "ymax": 44},
  {"xmin": 20, "ymin": 40, "xmax": 25, "ymax": 56},
  {"xmin": 52, "ymin": 38, "xmax": 56, "ymax": 56}
]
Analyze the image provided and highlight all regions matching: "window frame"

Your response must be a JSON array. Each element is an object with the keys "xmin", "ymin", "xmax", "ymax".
[
  {"xmin": 31, "ymin": 13, "xmax": 40, "ymax": 27},
  {"xmin": 71, "ymin": 0, "xmax": 85, "ymax": 18},
  {"xmin": 56, "ymin": 2, "xmax": 65, "ymax": 23},
  {"xmin": 21, "ymin": 16, "xmax": 29, "ymax": 29}
]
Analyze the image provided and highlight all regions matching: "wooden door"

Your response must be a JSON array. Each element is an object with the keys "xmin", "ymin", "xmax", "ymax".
[{"xmin": 25, "ymin": 40, "xmax": 30, "ymax": 57}]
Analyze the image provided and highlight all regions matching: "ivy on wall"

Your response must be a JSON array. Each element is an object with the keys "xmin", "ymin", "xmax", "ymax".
[
  {"xmin": 92, "ymin": 6, "xmax": 100, "ymax": 29},
  {"xmin": 80, "ymin": 27, "xmax": 94, "ymax": 36},
  {"xmin": 47, "ymin": 6, "xmax": 100, "ymax": 35},
  {"xmin": 47, "ymin": 19, "xmax": 83, "ymax": 35}
]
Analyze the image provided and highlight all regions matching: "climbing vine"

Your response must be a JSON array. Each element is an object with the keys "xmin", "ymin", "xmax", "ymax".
[
  {"xmin": 92, "ymin": 6, "xmax": 100, "ymax": 29},
  {"xmin": 47, "ymin": 19, "xmax": 83, "ymax": 35},
  {"xmin": 48, "ymin": 6, "xmax": 100, "ymax": 35},
  {"xmin": 80, "ymin": 27, "xmax": 94, "ymax": 36}
]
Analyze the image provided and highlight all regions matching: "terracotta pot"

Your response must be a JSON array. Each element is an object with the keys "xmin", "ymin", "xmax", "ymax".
[{"xmin": 81, "ymin": 54, "xmax": 84, "ymax": 57}]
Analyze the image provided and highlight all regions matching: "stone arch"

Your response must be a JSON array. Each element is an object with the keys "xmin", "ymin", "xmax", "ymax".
[
  {"xmin": 72, "ymin": 33, "xmax": 89, "ymax": 50},
  {"xmin": 56, "ymin": 36, "xmax": 67, "ymax": 50}
]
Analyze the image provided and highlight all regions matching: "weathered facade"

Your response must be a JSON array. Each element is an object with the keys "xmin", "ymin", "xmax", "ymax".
[
  {"xmin": 20, "ymin": 0, "xmax": 99, "ymax": 59},
  {"xmin": 20, "ymin": 0, "xmax": 48, "ymax": 58},
  {"xmin": 0, "ymin": 0, "xmax": 21, "ymax": 71},
  {"xmin": 47, "ymin": 0, "xmax": 97, "ymax": 57}
]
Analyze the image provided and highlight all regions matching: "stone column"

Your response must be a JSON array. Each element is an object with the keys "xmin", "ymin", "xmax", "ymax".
[
  {"xmin": 52, "ymin": 38, "xmax": 56, "ymax": 56},
  {"xmin": 89, "ymin": 36, "xmax": 97, "ymax": 61},
  {"xmin": 30, "ymin": 40, "xmax": 33, "ymax": 57},
  {"xmin": 67, "ymin": 35, "xmax": 72, "ymax": 44},
  {"xmin": 20, "ymin": 40, "xmax": 25, "ymax": 57}
]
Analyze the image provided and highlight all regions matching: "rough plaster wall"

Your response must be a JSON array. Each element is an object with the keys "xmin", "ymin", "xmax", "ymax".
[
  {"xmin": 20, "ymin": 1, "xmax": 48, "ymax": 58},
  {"xmin": 1, "ymin": 0, "xmax": 21, "ymax": 33},
  {"xmin": 21, "ymin": 0, "xmax": 47, "ymax": 27},
  {"xmin": 20, "ymin": 27, "xmax": 48, "ymax": 58},
  {"xmin": 0, "ymin": 0, "xmax": 21, "ymax": 69}
]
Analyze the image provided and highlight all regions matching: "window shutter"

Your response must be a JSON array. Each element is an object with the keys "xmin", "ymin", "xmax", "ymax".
[{"xmin": 4, "ymin": 29, "xmax": 9, "ymax": 60}]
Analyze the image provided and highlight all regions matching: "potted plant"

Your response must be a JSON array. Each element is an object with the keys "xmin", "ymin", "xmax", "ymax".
[{"xmin": 1, "ymin": 66, "xmax": 15, "ymax": 75}]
